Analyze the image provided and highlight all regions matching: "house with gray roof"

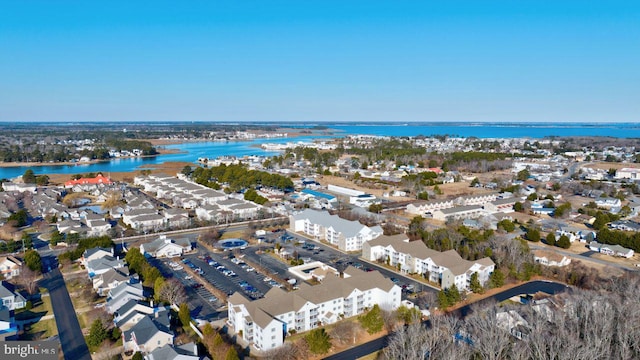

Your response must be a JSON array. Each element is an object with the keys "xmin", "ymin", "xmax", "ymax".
[
  {"xmin": 289, "ymin": 209, "xmax": 383, "ymax": 251},
  {"xmin": 86, "ymin": 255, "xmax": 124, "ymax": 278},
  {"xmin": 92, "ymin": 267, "xmax": 131, "ymax": 296},
  {"xmin": 144, "ymin": 343, "xmax": 200, "ymax": 360},
  {"xmin": 107, "ymin": 281, "xmax": 144, "ymax": 313},
  {"xmin": 122, "ymin": 312, "xmax": 173, "ymax": 354},
  {"xmin": 589, "ymin": 241, "xmax": 634, "ymax": 258},
  {"xmin": 228, "ymin": 268, "xmax": 400, "ymax": 351},
  {"xmin": 363, "ymin": 234, "xmax": 495, "ymax": 290},
  {"xmin": 0, "ymin": 281, "xmax": 26, "ymax": 311},
  {"xmin": 140, "ymin": 235, "xmax": 192, "ymax": 258}
]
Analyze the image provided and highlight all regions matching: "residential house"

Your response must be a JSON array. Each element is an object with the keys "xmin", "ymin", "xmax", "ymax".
[
  {"xmin": 406, "ymin": 199, "xmax": 455, "ymax": 215},
  {"xmin": 92, "ymin": 268, "xmax": 131, "ymax": 296},
  {"xmin": 532, "ymin": 250, "xmax": 572, "ymax": 267},
  {"xmin": 86, "ymin": 255, "xmax": 125, "ymax": 278},
  {"xmin": 228, "ymin": 268, "xmax": 401, "ymax": 351},
  {"xmin": 81, "ymin": 247, "xmax": 114, "ymax": 267},
  {"xmin": 432, "ymin": 205, "xmax": 485, "ymax": 222},
  {"xmin": 589, "ymin": 241, "xmax": 634, "ymax": 258},
  {"xmin": 0, "ymin": 282, "xmax": 26, "ymax": 311},
  {"xmin": 64, "ymin": 174, "xmax": 112, "ymax": 188},
  {"xmin": 483, "ymin": 198, "xmax": 517, "ymax": 214},
  {"xmin": 163, "ymin": 209, "xmax": 190, "ymax": 228},
  {"xmin": 0, "ymin": 305, "xmax": 17, "ymax": 341},
  {"xmin": 122, "ymin": 312, "xmax": 174, "ymax": 354},
  {"xmin": 289, "ymin": 209, "xmax": 383, "ymax": 251},
  {"xmin": 113, "ymin": 300, "xmax": 155, "ymax": 328},
  {"xmin": 145, "ymin": 343, "xmax": 200, "ymax": 360},
  {"xmin": 140, "ymin": 236, "xmax": 192, "ymax": 258},
  {"xmin": 362, "ymin": 234, "xmax": 494, "ymax": 290},
  {"xmin": 107, "ymin": 281, "xmax": 145, "ymax": 314},
  {"xmin": 0, "ymin": 256, "xmax": 22, "ymax": 280},
  {"xmin": 595, "ymin": 197, "xmax": 622, "ymax": 210}
]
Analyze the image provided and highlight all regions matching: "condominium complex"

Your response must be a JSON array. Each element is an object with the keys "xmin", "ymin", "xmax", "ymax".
[
  {"xmin": 362, "ymin": 234, "xmax": 495, "ymax": 290},
  {"xmin": 228, "ymin": 268, "xmax": 401, "ymax": 351},
  {"xmin": 289, "ymin": 209, "xmax": 383, "ymax": 251}
]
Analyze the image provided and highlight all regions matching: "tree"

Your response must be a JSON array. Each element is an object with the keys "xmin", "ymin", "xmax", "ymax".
[
  {"xmin": 526, "ymin": 228, "xmax": 541, "ymax": 242},
  {"xmin": 593, "ymin": 212, "xmax": 609, "ymax": 230},
  {"xmin": 557, "ymin": 235, "xmax": 571, "ymax": 249},
  {"xmin": 488, "ymin": 268, "xmax": 505, "ymax": 288},
  {"xmin": 470, "ymin": 177, "xmax": 480, "ymax": 187},
  {"xmin": 87, "ymin": 319, "xmax": 108, "ymax": 347},
  {"xmin": 8, "ymin": 209, "xmax": 28, "ymax": 227},
  {"xmin": 470, "ymin": 272, "xmax": 483, "ymax": 294},
  {"xmin": 159, "ymin": 278, "xmax": 187, "ymax": 305},
  {"xmin": 527, "ymin": 192, "xmax": 538, "ymax": 201},
  {"xmin": 546, "ymin": 232, "xmax": 557, "ymax": 246},
  {"xmin": 305, "ymin": 328, "xmax": 332, "ymax": 355},
  {"xmin": 36, "ymin": 175, "xmax": 49, "ymax": 186},
  {"xmin": 513, "ymin": 201, "xmax": 524, "ymax": 212},
  {"xmin": 368, "ymin": 203, "xmax": 383, "ymax": 214},
  {"xmin": 50, "ymin": 229, "xmax": 63, "ymax": 246},
  {"xmin": 359, "ymin": 305, "xmax": 384, "ymax": 334},
  {"xmin": 181, "ymin": 165, "xmax": 192, "ymax": 176},
  {"xmin": 131, "ymin": 352, "xmax": 143, "ymax": 360},
  {"xmin": 225, "ymin": 347, "xmax": 240, "ymax": 360},
  {"xmin": 22, "ymin": 169, "xmax": 36, "ymax": 184},
  {"xmin": 498, "ymin": 219, "xmax": 515, "ymax": 232},
  {"xmin": 153, "ymin": 277, "xmax": 165, "ymax": 302},
  {"xmin": 24, "ymin": 249, "xmax": 41, "ymax": 272},
  {"xmin": 517, "ymin": 169, "xmax": 530, "ymax": 181},
  {"xmin": 178, "ymin": 303, "xmax": 191, "ymax": 327},
  {"xmin": 417, "ymin": 191, "xmax": 429, "ymax": 200},
  {"xmin": 330, "ymin": 321, "xmax": 360, "ymax": 346}
]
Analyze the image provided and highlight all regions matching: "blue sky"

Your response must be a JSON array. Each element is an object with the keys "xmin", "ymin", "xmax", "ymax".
[{"xmin": 1, "ymin": 1, "xmax": 638, "ymax": 123}]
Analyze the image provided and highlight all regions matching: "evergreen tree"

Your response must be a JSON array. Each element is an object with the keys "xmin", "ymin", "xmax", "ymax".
[
  {"xmin": 470, "ymin": 272, "xmax": 484, "ymax": 293},
  {"xmin": 305, "ymin": 328, "xmax": 332, "ymax": 354}
]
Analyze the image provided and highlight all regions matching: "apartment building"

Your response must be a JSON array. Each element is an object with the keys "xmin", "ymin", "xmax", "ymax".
[
  {"xmin": 228, "ymin": 268, "xmax": 401, "ymax": 351},
  {"xmin": 362, "ymin": 234, "xmax": 494, "ymax": 290},
  {"xmin": 289, "ymin": 209, "xmax": 383, "ymax": 251}
]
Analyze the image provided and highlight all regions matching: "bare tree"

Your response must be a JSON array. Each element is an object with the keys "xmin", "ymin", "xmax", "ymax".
[
  {"xmin": 18, "ymin": 266, "xmax": 40, "ymax": 295},
  {"xmin": 159, "ymin": 278, "xmax": 186, "ymax": 305},
  {"xmin": 262, "ymin": 341, "xmax": 305, "ymax": 360},
  {"xmin": 330, "ymin": 321, "xmax": 360, "ymax": 346}
]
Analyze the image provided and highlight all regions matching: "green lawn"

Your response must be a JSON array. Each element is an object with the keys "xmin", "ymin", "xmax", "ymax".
[
  {"xmin": 22, "ymin": 318, "xmax": 58, "ymax": 340},
  {"xmin": 15, "ymin": 295, "xmax": 53, "ymax": 321}
]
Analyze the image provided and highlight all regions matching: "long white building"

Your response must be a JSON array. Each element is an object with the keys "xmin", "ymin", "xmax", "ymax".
[
  {"xmin": 362, "ymin": 234, "xmax": 495, "ymax": 290},
  {"xmin": 289, "ymin": 209, "xmax": 383, "ymax": 251},
  {"xmin": 228, "ymin": 268, "xmax": 400, "ymax": 351}
]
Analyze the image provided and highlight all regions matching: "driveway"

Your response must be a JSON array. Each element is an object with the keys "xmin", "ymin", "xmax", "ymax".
[{"xmin": 40, "ymin": 268, "xmax": 91, "ymax": 360}]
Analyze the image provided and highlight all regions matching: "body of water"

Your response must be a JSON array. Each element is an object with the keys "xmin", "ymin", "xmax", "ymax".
[
  {"xmin": 321, "ymin": 122, "xmax": 640, "ymax": 138},
  {"xmin": 1, "ymin": 122, "xmax": 637, "ymax": 179}
]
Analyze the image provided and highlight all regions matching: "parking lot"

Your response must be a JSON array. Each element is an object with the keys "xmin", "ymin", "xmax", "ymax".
[
  {"xmin": 152, "ymin": 227, "xmax": 437, "ymax": 320},
  {"xmin": 150, "ymin": 257, "xmax": 225, "ymax": 321},
  {"xmin": 248, "ymin": 230, "xmax": 437, "ymax": 299}
]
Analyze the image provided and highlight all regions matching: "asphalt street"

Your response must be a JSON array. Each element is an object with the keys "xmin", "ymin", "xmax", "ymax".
[
  {"xmin": 323, "ymin": 280, "xmax": 571, "ymax": 360},
  {"xmin": 40, "ymin": 268, "xmax": 91, "ymax": 360}
]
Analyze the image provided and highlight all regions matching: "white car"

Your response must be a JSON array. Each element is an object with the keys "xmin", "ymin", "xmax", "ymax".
[
  {"xmin": 263, "ymin": 277, "xmax": 272, "ymax": 282},
  {"xmin": 246, "ymin": 267, "xmax": 255, "ymax": 272}
]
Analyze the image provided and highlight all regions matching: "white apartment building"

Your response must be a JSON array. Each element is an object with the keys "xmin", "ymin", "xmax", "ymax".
[
  {"xmin": 289, "ymin": 209, "xmax": 383, "ymax": 251},
  {"xmin": 362, "ymin": 234, "xmax": 495, "ymax": 290},
  {"xmin": 432, "ymin": 205, "xmax": 486, "ymax": 222},
  {"xmin": 228, "ymin": 268, "xmax": 401, "ymax": 351}
]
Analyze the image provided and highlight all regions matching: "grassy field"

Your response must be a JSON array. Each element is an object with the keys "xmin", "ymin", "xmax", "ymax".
[
  {"xmin": 15, "ymin": 295, "xmax": 53, "ymax": 321},
  {"xmin": 23, "ymin": 318, "xmax": 58, "ymax": 340}
]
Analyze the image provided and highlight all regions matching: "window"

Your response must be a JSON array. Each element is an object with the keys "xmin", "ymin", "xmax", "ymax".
[
  {"xmin": 272, "ymin": 328, "xmax": 276, "ymax": 332},
  {"xmin": 272, "ymin": 335, "xmax": 276, "ymax": 340}
]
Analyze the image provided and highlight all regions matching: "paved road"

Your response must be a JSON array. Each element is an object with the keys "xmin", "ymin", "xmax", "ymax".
[
  {"xmin": 529, "ymin": 243, "xmax": 638, "ymax": 272},
  {"xmin": 323, "ymin": 280, "xmax": 571, "ymax": 360},
  {"xmin": 40, "ymin": 268, "xmax": 91, "ymax": 360}
]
